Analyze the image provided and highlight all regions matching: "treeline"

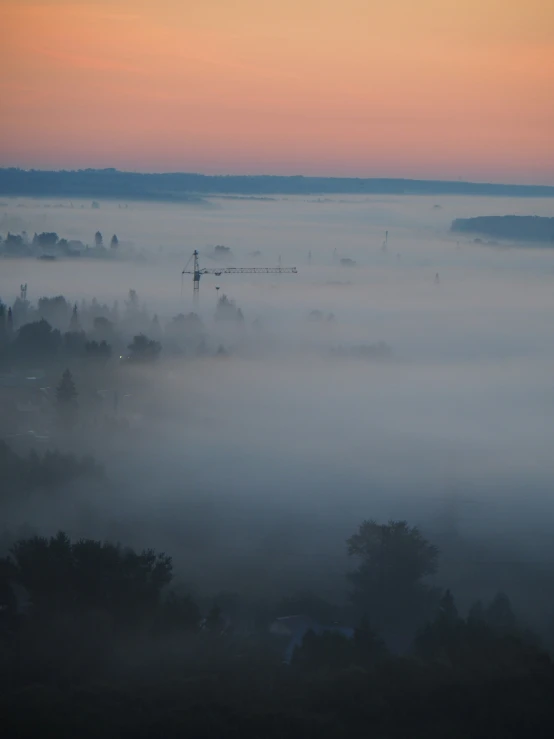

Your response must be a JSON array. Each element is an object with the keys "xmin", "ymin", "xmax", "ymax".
[
  {"xmin": 2, "ymin": 167, "xmax": 554, "ymax": 199},
  {"xmin": 0, "ymin": 290, "xmax": 246, "ymax": 440},
  {"xmin": 0, "ymin": 440, "xmax": 103, "ymax": 495},
  {"xmin": 2, "ymin": 522, "xmax": 554, "ymax": 737},
  {"xmin": 0, "ymin": 290, "xmax": 248, "ymax": 369},
  {"xmin": 0, "ymin": 229, "xmax": 120, "ymax": 258},
  {"xmin": 0, "ymin": 291, "xmax": 201, "ymax": 366},
  {"xmin": 451, "ymin": 215, "xmax": 554, "ymax": 243}
]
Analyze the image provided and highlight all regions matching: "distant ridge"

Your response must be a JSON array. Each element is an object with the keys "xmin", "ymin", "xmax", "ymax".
[{"xmin": 0, "ymin": 168, "xmax": 553, "ymax": 200}]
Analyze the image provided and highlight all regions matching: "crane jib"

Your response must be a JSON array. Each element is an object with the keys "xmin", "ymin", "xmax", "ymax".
[
  {"xmin": 203, "ymin": 267, "xmax": 297, "ymax": 275},
  {"xmin": 182, "ymin": 250, "xmax": 297, "ymax": 300}
]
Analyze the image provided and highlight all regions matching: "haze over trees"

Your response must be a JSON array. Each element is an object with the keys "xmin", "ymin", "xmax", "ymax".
[
  {"xmin": 0, "ymin": 229, "xmax": 129, "ymax": 259},
  {"xmin": 215, "ymin": 294, "xmax": 244, "ymax": 323},
  {"xmin": 127, "ymin": 333, "xmax": 162, "ymax": 362},
  {"xmin": 0, "ymin": 441, "xmax": 103, "ymax": 495}
]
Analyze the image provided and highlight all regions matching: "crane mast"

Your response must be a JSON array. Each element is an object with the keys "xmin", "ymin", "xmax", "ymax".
[
  {"xmin": 193, "ymin": 249, "xmax": 201, "ymax": 299},
  {"xmin": 183, "ymin": 250, "xmax": 297, "ymax": 302}
]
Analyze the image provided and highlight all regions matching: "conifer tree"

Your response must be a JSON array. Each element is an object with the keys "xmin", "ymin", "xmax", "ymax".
[
  {"xmin": 68, "ymin": 303, "xmax": 80, "ymax": 332},
  {"xmin": 56, "ymin": 369, "xmax": 78, "ymax": 428},
  {"xmin": 56, "ymin": 369, "xmax": 78, "ymax": 405}
]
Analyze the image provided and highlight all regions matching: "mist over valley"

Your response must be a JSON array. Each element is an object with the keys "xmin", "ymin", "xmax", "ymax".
[
  {"xmin": 3, "ymin": 191, "xmax": 554, "ymax": 735},
  {"xmin": 3, "ymin": 194, "xmax": 554, "ymax": 596}
]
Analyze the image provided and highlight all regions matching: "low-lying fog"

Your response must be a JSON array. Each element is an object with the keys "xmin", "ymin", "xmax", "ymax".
[{"xmin": 2, "ymin": 193, "xmax": 554, "ymax": 616}]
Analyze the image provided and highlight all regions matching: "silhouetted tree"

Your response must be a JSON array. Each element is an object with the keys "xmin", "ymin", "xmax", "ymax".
[
  {"xmin": 34, "ymin": 232, "xmax": 58, "ymax": 247},
  {"xmin": 64, "ymin": 330, "xmax": 87, "ymax": 355},
  {"xmin": 125, "ymin": 289, "xmax": 139, "ymax": 319},
  {"xmin": 94, "ymin": 231, "xmax": 103, "ymax": 247},
  {"xmin": 5, "ymin": 233, "xmax": 24, "ymax": 251},
  {"xmin": 56, "ymin": 369, "xmax": 78, "ymax": 428},
  {"xmin": 416, "ymin": 589, "xmax": 542, "ymax": 673},
  {"xmin": 6, "ymin": 307, "xmax": 13, "ymax": 338},
  {"xmin": 38, "ymin": 295, "xmax": 70, "ymax": 328},
  {"xmin": 467, "ymin": 599, "xmax": 486, "ymax": 625},
  {"xmin": 215, "ymin": 294, "xmax": 244, "ymax": 323},
  {"xmin": 150, "ymin": 314, "xmax": 162, "ymax": 339},
  {"xmin": 204, "ymin": 604, "xmax": 224, "ymax": 633},
  {"xmin": 11, "ymin": 296, "xmax": 28, "ymax": 327},
  {"xmin": 0, "ymin": 302, "xmax": 6, "ymax": 343},
  {"xmin": 14, "ymin": 319, "xmax": 61, "ymax": 358},
  {"xmin": 438, "ymin": 589, "xmax": 459, "ymax": 624},
  {"xmin": 171, "ymin": 312, "xmax": 202, "ymax": 331},
  {"xmin": 292, "ymin": 628, "xmax": 355, "ymax": 671},
  {"xmin": 354, "ymin": 614, "xmax": 387, "ymax": 665},
  {"xmin": 85, "ymin": 340, "xmax": 112, "ymax": 360},
  {"xmin": 56, "ymin": 368, "xmax": 77, "ymax": 404},
  {"xmin": 347, "ymin": 520, "xmax": 439, "ymax": 638},
  {"xmin": 127, "ymin": 333, "xmax": 161, "ymax": 362},
  {"xmin": 110, "ymin": 234, "xmax": 119, "ymax": 249},
  {"xmin": 5, "ymin": 531, "xmax": 173, "ymax": 628},
  {"xmin": 92, "ymin": 316, "xmax": 114, "ymax": 340},
  {"xmin": 213, "ymin": 244, "xmax": 232, "ymax": 259},
  {"xmin": 415, "ymin": 590, "xmax": 464, "ymax": 661},
  {"xmin": 0, "ymin": 441, "xmax": 103, "ymax": 496},
  {"xmin": 69, "ymin": 303, "xmax": 80, "ymax": 332},
  {"xmin": 127, "ymin": 289, "xmax": 138, "ymax": 307},
  {"xmin": 485, "ymin": 592, "xmax": 518, "ymax": 636}
]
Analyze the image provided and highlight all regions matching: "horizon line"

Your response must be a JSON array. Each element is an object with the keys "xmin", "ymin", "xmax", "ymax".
[{"xmin": 1, "ymin": 166, "xmax": 554, "ymax": 191}]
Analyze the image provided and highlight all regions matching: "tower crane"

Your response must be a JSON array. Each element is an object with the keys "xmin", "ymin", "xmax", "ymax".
[{"xmin": 182, "ymin": 250, "xmax": 297, "ymax": 302}]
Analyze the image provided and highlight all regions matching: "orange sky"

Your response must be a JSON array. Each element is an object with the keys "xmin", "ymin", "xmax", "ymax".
[{"xmin": 1, "ymin": 0, "xmax": 553, "ymax": 183}]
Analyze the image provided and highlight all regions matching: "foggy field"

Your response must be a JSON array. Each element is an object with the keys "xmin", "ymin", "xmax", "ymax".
[{"xmin": 2, "ymin": 193, "xmax": 554, "ymax": 606}]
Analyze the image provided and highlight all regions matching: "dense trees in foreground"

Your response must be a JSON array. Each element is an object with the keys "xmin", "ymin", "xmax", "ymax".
[{"xmin": 2, "ymin": 517, "xmax": 554, "ymax": 737}]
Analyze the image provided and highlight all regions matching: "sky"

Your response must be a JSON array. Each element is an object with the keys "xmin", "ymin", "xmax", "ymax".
[{"xmin": 1, "ymin": 0, "xmax": 553, "ymax": 183}]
